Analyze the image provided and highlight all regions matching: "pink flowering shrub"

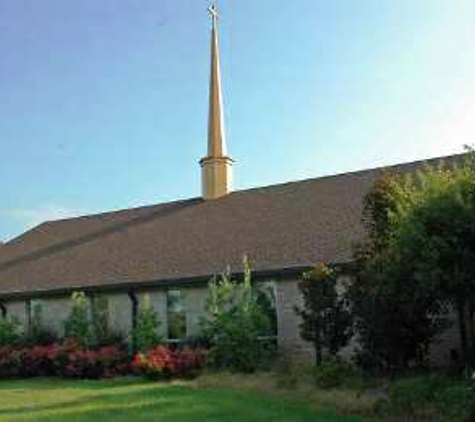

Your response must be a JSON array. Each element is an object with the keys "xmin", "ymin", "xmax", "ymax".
[
  {"xmin": 132, "ymin": 346, "xmax": 206, "ymax": 380},
  {"xmin": 0, "ymin": 342, "xmax": 129, "ymax": 379},
  {"xmin": 61, "ymin": 344, "xmax": 129, "ymax": 379},
  {"xmin": 0, "ymin": 346, "xmax": 23, "ymax": 378}
]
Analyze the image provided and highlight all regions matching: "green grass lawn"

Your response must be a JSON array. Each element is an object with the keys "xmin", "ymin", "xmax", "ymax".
[{"xmin": 0, "ymin": 377, "xmax": 369, "ymax": 421}]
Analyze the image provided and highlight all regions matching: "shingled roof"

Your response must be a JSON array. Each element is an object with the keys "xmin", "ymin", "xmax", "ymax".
[{"xmin": 0, "ymin": 154, "xmax": 464, "ymax": 299}]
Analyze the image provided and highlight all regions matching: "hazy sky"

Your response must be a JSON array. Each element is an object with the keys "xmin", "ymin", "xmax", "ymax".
[{"xmin": 1, "ymin": 1, "xmax": 474, "ymax": 241}]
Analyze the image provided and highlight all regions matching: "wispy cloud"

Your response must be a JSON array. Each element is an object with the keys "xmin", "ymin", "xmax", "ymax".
[{"xmin": 0, "ymin": 205, "xmax": 83, "ymax": 231}]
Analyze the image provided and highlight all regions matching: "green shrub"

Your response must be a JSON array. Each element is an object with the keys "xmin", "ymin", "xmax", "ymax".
[
  {"xmin": 383, "ymin": 374, "xmax": 475, "ymax": 421},
  {"xmin": 436, "ymin": 384, "xmax": 475, "ymax": 422},
  {"xmin": 131, "ymin": 296, "xmax": 163, "ymax": 352},
  {"xmin": 201, "ymin": 259, "xmax": 274, "ymax": 373},
  {"xmin": 64, "ymin": 292, "xmax": 93, "ymax": 347},
  {"xmin": 0, "ymin": 316, "xmax": 22, "ymax": 346},
  {"xmin": 275, "ymin": 361, "xmax": 314, "ymax": 390},
  {"xmin": 387, "ymin": 374, "xmax": 448, "ymax": 414},
  {"xmin": 313, "ymin": 361, "xmax": 361, "ymax": 389}
]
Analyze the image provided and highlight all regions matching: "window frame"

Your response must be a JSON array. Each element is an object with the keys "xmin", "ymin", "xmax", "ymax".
[{"xmin": 166, "ymin": 289, "xmax": 187, "ymax": 342}]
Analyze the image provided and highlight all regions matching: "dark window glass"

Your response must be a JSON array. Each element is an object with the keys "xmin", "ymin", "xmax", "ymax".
[{"xmin": 167, "ymin": 290, "xmax": 186, "ymax": 340}]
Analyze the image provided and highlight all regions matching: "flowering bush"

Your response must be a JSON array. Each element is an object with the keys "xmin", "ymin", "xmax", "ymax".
[
  {"xmin": 61, "ymin": 344, "xmax": 129, "ymax": 379},
  {"xmin": 0, "ymin": 342, "xmax": 129, "ymax": 379},
  {"xmin": 173, "ymin": 347, "xmax": 207, "ymax": 378},
  {"xmin": 22, "ymin": 344, "xmax": 62, "ymax": 377},
  {"xmin": 0, "ymin": 346, "xmax": 23, "ymax": 378},
  {"xmin": 132, "ymin": 346, "xmax": 206, "ymax": 380}
]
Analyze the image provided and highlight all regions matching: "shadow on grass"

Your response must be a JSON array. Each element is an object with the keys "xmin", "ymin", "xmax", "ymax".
[
  {"xmin": 0, "ymin": 380, "xmax": 369, "ymax": 422},
  {"xmin": 0, "ymin": 385, "xmax": 200, "ymax": 417},
  {"xmin": 0, "ymin": 376, "xmax": 146, "ymax": 391}
]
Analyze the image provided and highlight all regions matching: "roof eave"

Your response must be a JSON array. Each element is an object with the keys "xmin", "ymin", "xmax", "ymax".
[{"xmin": 0, "ymin": 264, "xmax": 331, "ymax": 301}]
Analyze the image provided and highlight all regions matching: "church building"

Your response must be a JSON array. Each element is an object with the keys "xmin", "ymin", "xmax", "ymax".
[{"xmin": 0, "ymin": 6, "xmax": 460, "ymax": 363}]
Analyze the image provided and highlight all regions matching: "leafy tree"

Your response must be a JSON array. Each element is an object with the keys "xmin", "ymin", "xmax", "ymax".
[
  {"xmin": 295, "ymin": 263, "xmax": 352, "ymax": 365},
  {"xmin": 131, "ymin": 294, "xmax": 163, "ymax": 352},
  {"xmin": 348, "ymin": 172, "xmax": 447, "ymax": 372},
  {"xmin": 64, "ymin": 291, "xmax": 93, "ymax": 347},
  {"xmin": 0, "ymin": 316, "xmax": 22, "ymax": 346},
  {"xmin": 201, "ymin": 258, "xmax": 273, "ymax": 372},
  {"xmin": 389, "ymin": 152, "xmax": 475, "ymax": 370}
]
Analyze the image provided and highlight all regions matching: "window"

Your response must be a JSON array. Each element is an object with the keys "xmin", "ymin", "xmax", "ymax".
[
  {"xmin": 255, "ymin": 281, "xmax": 278, "ymax": 338},
  {"xmin": 167, "ymin": 289, "xmax": 187, "ymax": 341},
  {"xmin": 27, "ymin": 299, "xmax": 45, "ymax": 335},
  {"xmin": 91, "ymin": 295, "xmax": 109, "ymax": 340}
]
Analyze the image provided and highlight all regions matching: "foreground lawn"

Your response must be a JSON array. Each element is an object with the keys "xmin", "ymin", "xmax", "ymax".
[{"xmin": 0, "ymin": 377, "xmax": 368, "ymax": 421}]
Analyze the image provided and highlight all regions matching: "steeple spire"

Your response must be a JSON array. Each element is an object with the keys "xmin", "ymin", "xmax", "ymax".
[
  {"xmin": 207, "ymin": 4, "xmax": 226, "ymax": 156},
  {"xmin": 200, "ymin": 4, "xmax": 234, "ymax": 200}
]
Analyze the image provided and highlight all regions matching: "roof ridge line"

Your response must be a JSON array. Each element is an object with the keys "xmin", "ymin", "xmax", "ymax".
[{"xmin": 231, "ymin": 152, "xmax": 467, "ymax": 196}]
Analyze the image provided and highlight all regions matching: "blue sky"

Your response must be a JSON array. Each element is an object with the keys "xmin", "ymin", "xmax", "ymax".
[{"xmin": 1, "ymin": 1, "xmax": 475, "ymax": 241}]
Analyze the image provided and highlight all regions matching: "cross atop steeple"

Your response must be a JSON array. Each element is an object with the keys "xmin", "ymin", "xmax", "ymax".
[{"xmin": 207, "ymin": 4, "xmax": 219, "ymax": 23}]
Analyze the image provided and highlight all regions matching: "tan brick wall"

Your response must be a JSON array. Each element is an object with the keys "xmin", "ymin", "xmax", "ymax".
[
  {"xmin": 186, "ymin": 286, "xmax": 208, "ymax": 337},
  {"xmin": 276, "ymin": 278, "xmax": 313, "ymax": 362},
  {"xmin": 275, "ymin": 275, "xmax": 462, "ymax": 367},
  {"xmin": 276, "ymin": 275, "xmax": 360, "ymax": 364},
  {"xmin": 108, "ymin": 292, "xmax": 132, "ymax": 339}
]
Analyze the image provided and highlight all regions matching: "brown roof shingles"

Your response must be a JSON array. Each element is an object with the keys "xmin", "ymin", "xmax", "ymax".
[{"xmin": 0, "ymin": 154, "xmax": 464, "ymax": 298}]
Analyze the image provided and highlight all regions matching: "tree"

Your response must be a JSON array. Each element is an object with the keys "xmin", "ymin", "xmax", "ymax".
[
  {"xmin": 295, "ymin": 263, "xmax": 352, "ymax": 365},
  {"xmin": 131, "ymin": 295, "xmax": 163, "ymax": 352},
  {"xmin": 64, "ymin": 291, "xmax": 93, "ymax": 347},
  {"xmin": 200, "ymin": 258, "xmax": 273, "ymax": 372},
  {"xmin": 0, "ymin": 315, "xmax": 22, "ymax": 346},
  {"xmin": 389, "ymin": 153, "xmax": 475, "ymax": 370},
  {"xmin": 348, "ymin": 172, "xmax": 447, "ymax": 372}
]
